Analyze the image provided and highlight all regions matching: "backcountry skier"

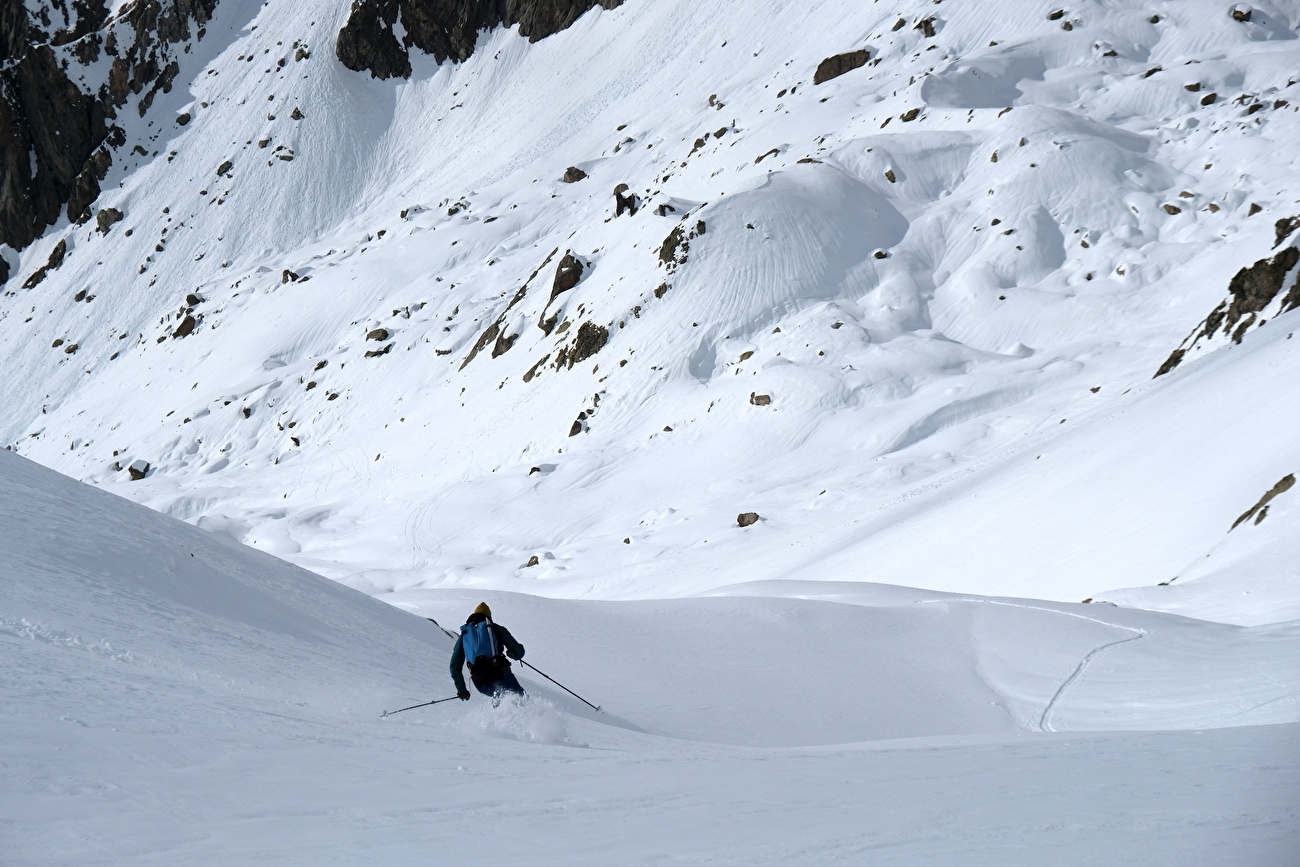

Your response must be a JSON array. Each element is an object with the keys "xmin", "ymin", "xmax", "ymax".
[{"xmin": 450, "ymin": 602, "xmax": 526, "ymax": 701}]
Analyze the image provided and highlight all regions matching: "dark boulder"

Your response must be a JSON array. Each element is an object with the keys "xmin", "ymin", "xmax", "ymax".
[
  {"xmin": 568, "ymin": 321, "xmax": 608, "ymax": 365},
  {"xmin": 96, "ymin": 207, "xmax": 123, "ymax": 234},
  {"xmin": 172, "ymin": 314, "xmax": 197, "ymax": 338},
  {"xmin": 551, "ymin": 251, "xmax": 584, "ymax": 301},
  {"xmin": 814, "ymin": 49, "xmax": 870, "ymax": 85},
  {"xmin": 614, "ymin": 183, "xmax": 637, "ymax": 216},
  {"xmin": 1275, "ymin": 215, "xmax": 1300, "ymax": 247}
]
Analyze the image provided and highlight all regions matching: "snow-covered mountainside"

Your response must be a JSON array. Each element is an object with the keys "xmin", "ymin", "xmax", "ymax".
[
  {"xmin": 2, "ymin": 2, "xmax": 1298, "ymax": 860},
  {"xmin": 3, "ymin": 447, "xmax": 1297, "ymax": 864},
  {"xmin": 2, "ymin": 0, "xmax": 1299, "ymax": 614}
]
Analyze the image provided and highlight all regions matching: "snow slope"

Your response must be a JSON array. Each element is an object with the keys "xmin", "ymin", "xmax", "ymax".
[
  {"xmin": 3, "ymin": 448, "xmax": 1297, "ymax": 864},
  {"xmin": 3, "ymin": 2, "xmax": 1299, "ymax": 860},
  {"xmin": 2, "ymin": 0, "xmax": 1299, "ymax": 616}
]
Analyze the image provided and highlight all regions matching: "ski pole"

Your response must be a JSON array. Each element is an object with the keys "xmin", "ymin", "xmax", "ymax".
[
  {"xmin": 426, "ymin": 618, "xmax": 602, "ymax": 712},
  {"xmin": 381, "ymin": 695, "xmax": 461, "ymax": 718},
  {"xmin": 427, "ymin": 617, "xmax": 457, "ymax": 639},
  {"xmin": 517, "ymin": 659, "xmax": 602, "ymax": 712}
]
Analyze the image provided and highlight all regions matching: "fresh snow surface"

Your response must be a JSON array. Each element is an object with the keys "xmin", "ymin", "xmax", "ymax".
[
  {"xmin": 1, "ymin": 0, "xmax": 1299, "ymax": 617},
  {"xmin": 2, "ymin": 448, "xmax": 1297, "ymax": 864},
  {"xmin": 2, "ymin": 0, "xmax": 1300, "ymax": 860}
]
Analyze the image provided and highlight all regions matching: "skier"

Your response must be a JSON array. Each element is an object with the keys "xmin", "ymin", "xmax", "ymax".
[{"xmin": 450, "ymin": 602, "xmax": 526, "ymax": 702}]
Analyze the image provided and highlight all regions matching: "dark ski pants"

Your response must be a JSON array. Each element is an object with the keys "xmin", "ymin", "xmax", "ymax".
[{"xmin": 470, "ymin": 661, "xmax": 525, "ymax": 699}]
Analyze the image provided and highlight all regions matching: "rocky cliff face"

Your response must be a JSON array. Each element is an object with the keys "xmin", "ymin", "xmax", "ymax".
[
  {"xmin": 1, "ymin": 0, "xmax": 625, "ymax": 258},
  {"xmin": 0, "ymin": 0, "xmax": 217, "ymax": 255},
  {"xmin": 336, "ymin": 0, "xmax": 625, "ymax": 79}
]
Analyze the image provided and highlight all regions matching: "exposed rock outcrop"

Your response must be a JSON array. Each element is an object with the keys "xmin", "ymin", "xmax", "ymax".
[
  {"xmin": 1, "ymin": 0, "xmax": 218, "ymax": 251},
  {"xmin": 463, "ymin": 247, "xmax": 558, "ymax": 369},
  {"xmin": 813, "ymin": 49, "xmax": 870, "ymax": 85},
  {"xmin": 1156, "ymin": 235, "xmax": 1300, "ymax": 376},
  {"xmin": 550, "ymin": 251, "xmax": 584, "ymax": 301},
  {"xmin": 658, "ymin": 217, "xmax": 705, "ymax": 272},
  {"xmin": 613, "ymin": 182, "xmax": 637, "ymax": 217},
  {"xmin": 172, "ymin": 313, "xmax": 197, "ymax": 338},
  {"xmin": 1275, "ymin": 215, "xmax": 1300, "ymax": 247},
  {"xmin": 95, "ymin": 206, "xmax": 123, "ymax": 234},
  {"xmin": 554, "ymin": 320, "xmax": 608, "ymax": 369},
  {"xmin": 337, "ymin": 0, "xmax": 626, "ymax": 80},
  {"xmin": 1231, "ymin": 474, "xmax": 1295, "ymax": 529},
  {"xmin": 21, "ymin": 238, "xmax": 67, "ymax": 288}
]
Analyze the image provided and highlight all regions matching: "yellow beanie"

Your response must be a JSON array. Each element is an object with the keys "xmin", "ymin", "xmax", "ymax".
[{"xmin": 473, "ymin": 602, "xmax": 491, "ymax": 618}]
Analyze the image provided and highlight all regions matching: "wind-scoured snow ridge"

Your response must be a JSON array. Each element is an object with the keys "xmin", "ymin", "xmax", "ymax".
[
  {"xmin": 1, "ymin": 0, "xmax": 1299, "ymax": 616},
  {"xmin": 2, "ymin": 448, "xmax": 1298, "ymax": 864}
]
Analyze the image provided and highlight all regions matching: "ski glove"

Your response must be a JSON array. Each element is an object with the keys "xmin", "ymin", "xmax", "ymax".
[
  {"xmin": 506, "ymin": 647, "xmax": 524, "ymax": 661},
  {"xmin": 457, "ymin": 689, "xmax": 471, "ymax": 701}
]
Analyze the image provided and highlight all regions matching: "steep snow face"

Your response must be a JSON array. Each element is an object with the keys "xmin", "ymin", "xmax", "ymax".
[
  {"xmin": 2, "ymin": 0, "xmax": 1299, "ymax": 610},
  {"xmin": 3, "ymin": 448, "xmax": 1297, "ymax": 864},
  {"xmin": 0, "ymin": 447, "xmax": 454, "ymax": 713}
]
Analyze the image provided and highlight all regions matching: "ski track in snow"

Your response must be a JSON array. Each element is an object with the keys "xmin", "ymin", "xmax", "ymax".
[
  {"xmin": 0, "ymin": 616, "xmax": 138, "ymax": 664},
  {"xmin": 3, "ymin": 413, "xmax": 1300, "ymax": 862},
  {"xmin": 916, "ymin": 598, "xmax": 1148, "ymax": 732},
  {"xmin": 1036, "ymin": 627, "xmax": 1147, "ymax": 733}
]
